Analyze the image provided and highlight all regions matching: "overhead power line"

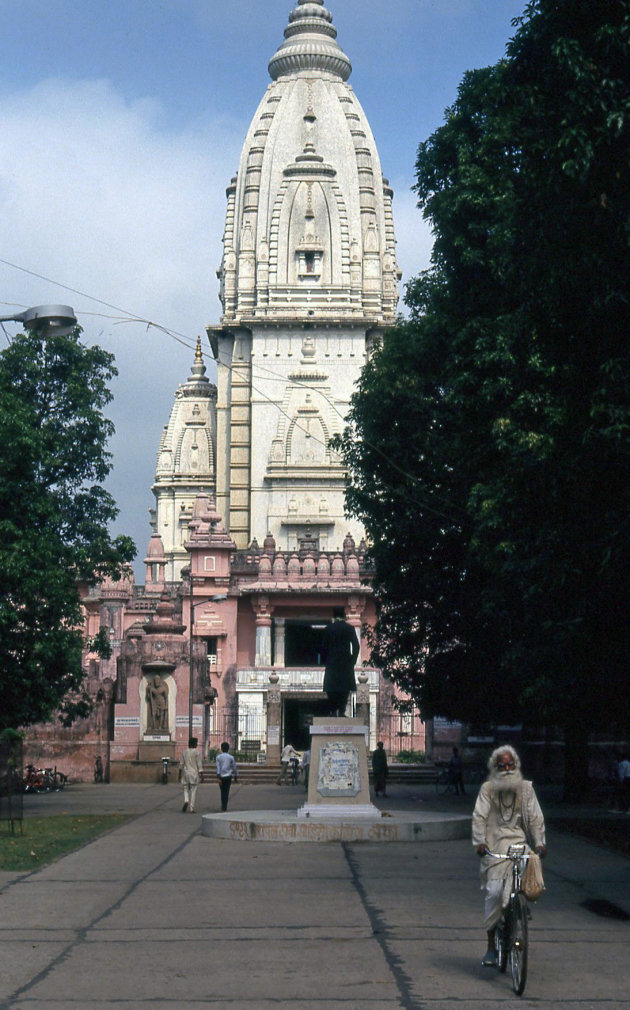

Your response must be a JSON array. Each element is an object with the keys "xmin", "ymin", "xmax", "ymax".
[{"xmin": 0, "ymin": 255, "xmax": 466, "ymax": 527}]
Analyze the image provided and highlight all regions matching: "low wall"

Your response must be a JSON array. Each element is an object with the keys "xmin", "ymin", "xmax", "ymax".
[
  {"xmin": 23, "ymin": 737, "xmax": 106, "ymax": 785},
  {"xmin": 109, "ymin": 760, "xmax": 173, "ymax": 783}
]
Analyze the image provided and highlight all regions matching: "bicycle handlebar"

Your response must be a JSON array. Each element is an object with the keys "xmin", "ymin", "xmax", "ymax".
[{"xmin": 483, "ymin": 848, "xmax": 530, "ymax": 861}]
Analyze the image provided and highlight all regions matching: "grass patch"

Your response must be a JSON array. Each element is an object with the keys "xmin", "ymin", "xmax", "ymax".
[
  {"xmin": 0, "ymin": 814, "xmax": 128, "ymax": 871},
  {"xmin": 552, "ymin": 817, "xmax": 630, "ymax": 858}
]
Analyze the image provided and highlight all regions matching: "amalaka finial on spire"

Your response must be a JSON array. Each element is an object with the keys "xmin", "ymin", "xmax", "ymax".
[
  {"xmin": 268, "ymin": 0, "xmax": 351, "ymax": 82},
  {"xmin": 186, "ymin": 336, "xmax": 210, "ymax": 388}
]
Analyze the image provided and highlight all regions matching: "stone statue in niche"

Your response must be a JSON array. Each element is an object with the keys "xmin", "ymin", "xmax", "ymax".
[{"xmin": 146, "ymin": 674, "xmax": 169, "ymax": 734}]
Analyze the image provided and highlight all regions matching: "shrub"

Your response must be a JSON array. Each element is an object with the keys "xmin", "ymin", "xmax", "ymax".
[{"xmin": 396, "ymin": 749, "xmax": 425, "ymax": 764}]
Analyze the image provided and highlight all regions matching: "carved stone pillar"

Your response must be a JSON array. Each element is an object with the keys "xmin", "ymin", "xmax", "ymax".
[
  {"xmin": 253, "ymin": 595, "xmax": 272, "ymax": 667},
  {"xmin": 255, "ymin": 624, "xmax": 272, "ymax": 667},
  {"xmin": 266, "ymin": 673, "xmax": 282, "ymax": 765},
  {"xmin": 274, "ymin": 617, "xmax": 285, "ymax": 668}
]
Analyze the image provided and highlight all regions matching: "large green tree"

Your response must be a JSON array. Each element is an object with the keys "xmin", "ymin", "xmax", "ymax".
[
  {"xmin": 339, "ymin": 0, "xmax": 630, "ymax": 797},
  {"xmin": 0, "ymin": 327, "xmax": 135, "ymax": 731}
]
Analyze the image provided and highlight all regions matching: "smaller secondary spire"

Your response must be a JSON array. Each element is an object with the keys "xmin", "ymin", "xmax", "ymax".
[{"xmin": 268, "ymin": 0, "xmax": 351, "ymax": 81}]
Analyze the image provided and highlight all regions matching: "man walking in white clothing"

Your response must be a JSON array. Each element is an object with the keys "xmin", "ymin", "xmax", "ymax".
[{"xmin": 179, "ymin": 737, "xmax": 203, "ymax": 813}]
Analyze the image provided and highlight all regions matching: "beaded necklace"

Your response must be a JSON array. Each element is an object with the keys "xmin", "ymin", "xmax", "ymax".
[{"xmin": 498, "ymin": 790, "xmax": 517, "ymax": 822}]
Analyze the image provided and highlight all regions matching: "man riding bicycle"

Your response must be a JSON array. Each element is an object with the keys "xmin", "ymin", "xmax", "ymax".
[{"xmin": 472, "ymin": 745, "xmax": 546, "ymax": 967}]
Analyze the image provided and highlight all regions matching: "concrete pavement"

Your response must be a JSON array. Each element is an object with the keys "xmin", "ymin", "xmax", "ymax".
[{"xmin": 1, "ymin": 782, "xmax": 629, "ymax": 1009}]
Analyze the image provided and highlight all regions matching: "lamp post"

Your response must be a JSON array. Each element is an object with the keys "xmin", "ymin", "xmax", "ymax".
[
  {"xmin": 181, "ymin": 565, "xmax": 227, "ymax": 739},
  {"xmin": 0, "ymin": 304, "xmax": 77, "ymax": 337}
]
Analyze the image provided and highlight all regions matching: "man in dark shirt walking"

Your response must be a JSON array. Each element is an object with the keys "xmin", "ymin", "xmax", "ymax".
[{"xmin": 216, "ymin": 741, "xmax": 238, "ymax": 812}]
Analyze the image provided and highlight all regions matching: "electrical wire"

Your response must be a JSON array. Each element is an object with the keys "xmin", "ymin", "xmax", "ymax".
[{"xmin": 0, "ymin": 255, "xmax": 465, "ymax": 526}]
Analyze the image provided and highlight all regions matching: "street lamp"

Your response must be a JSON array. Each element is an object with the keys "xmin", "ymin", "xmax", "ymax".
[{"xmin": 0, "ymin": 304, "xmax": 77, "ymax": 337}]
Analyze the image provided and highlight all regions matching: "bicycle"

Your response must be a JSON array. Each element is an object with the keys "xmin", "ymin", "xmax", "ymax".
[
  {"xmin": 434, "ymin": 765, "xmax": 452, "ymax": 794},
  {"xmin": 485, "ymin": 844, "xmax": 531, "ymax": 996},
  {"xmin": 23, "ymin": 764, "xmax": 67, "ymax": 793},
  {"xmin": 23, "ymin": 765, "xmax": 51, "ymax": 793},
  {"xmin": 50, "ymin": 767, "xmax": 68, "ymax": 790},
  {"xmin": 434, "ymin": 762, "xmax": 469, "ymax": 795}
]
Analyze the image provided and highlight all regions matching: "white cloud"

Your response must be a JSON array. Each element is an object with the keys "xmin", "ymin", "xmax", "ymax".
[{"xmin": 0, "ymin": 76, "xmax": 243, "ymax": 571}]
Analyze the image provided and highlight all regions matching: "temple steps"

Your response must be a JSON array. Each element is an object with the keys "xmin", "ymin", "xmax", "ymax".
[{"xmin": 200, "ymin": 763, "xmax": 437, "ymax": 785}]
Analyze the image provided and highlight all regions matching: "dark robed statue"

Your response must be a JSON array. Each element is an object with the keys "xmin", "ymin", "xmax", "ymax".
[{"xmin": 322, "ymin": 607, "xmax": 360, "ymax": 717}]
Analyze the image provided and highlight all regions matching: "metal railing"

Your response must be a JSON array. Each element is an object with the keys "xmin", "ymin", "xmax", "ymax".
[{"xmin": 0, "ymin": 737, "xmax": 23, "ymax": 832}]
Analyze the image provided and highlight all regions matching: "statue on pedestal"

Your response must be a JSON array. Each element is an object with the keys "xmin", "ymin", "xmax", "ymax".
[
  {"xmin": 146, "ymin": 674, "xmax": 169, "ymax": 734},
  {"xmin": 322, "ymin": 607, "xmax": 360, "ymax": 717}
]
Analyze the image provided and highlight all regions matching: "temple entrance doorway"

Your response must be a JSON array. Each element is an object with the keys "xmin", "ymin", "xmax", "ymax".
[
  {"xmin": 283, "ymin": 697, "xmax": 330, "ymax": 750},
  {"xmin": 284, "ymin": 621, "xmax": 327, "ymax": 667}
]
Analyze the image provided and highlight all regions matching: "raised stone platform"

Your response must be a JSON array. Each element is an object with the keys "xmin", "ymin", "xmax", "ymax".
[{"xmin": 201, "ymin": 808, "xmax": 471, "ymax": 843}]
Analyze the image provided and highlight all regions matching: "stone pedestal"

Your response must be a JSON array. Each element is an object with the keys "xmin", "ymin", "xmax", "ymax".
[
  {"xmin": 137, "ymin": 740, "xmax": 175, "ymax": 763},
  {"xmin": 298, "ymin": 717, "xmax": 380, "ymax": 819}
]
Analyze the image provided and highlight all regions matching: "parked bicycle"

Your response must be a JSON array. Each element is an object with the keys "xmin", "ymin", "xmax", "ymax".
[
  {"xmin": 484, "ymin": 844, "xmax": 531, "ymax": 996},
  {"xmin": 434, "ymin": 762, "xmax": 484, "ymax": 794},
  {"xmin": 434, "ymin": 763, "xmax": 455, "ymax": 794},
  {"xmin": 23, "ymin": 765, "xmax": 67, "ymax": 793}
]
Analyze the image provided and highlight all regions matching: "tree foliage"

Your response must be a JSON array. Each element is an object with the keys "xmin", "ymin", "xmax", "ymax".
[
  {"xmin": 0, "ymin": 327, "xmax": 135, "ymax": 731},
  {"xmin": 339, "ymin": 0, "xmax": 630, "ymax": 790}
]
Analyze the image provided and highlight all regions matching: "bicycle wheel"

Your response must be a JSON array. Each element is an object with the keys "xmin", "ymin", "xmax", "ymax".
[
  {"xmin": 509, "ymin": 893, "xmax": 529, "ymax": 996},
  {"xmin": 494, "ymin": 919, "xmax": 508, "ymax": 974},
  {"xmin": 434, "ymin": 770, "xmax": 450, "ymax": 794}
]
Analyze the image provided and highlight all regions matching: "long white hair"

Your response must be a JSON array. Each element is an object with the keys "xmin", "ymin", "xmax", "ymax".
[
  {"xmin": 487, "ymin": 744, "xmax": 521, "ymax": 774},
  {"xmin": 486, "ymin": 744, "xmax": 523, "ymax": 796}
]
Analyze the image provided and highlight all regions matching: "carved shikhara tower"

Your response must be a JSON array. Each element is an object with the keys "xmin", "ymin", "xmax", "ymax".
[
  {"xmin": 150, "ymin": 339, "xmax": 217, "ymax": 581},
  {"xmin": 208, "ymin": 0, "xmax": 400, "ymax": 551}
]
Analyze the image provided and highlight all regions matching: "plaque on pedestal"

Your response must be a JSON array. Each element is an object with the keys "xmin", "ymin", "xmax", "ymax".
[{"xmin": 298, "ymin": 717, "xmax": 380, "ymax": 820}]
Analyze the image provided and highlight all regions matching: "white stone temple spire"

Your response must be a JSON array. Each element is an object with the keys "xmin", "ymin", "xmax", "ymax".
[
  {"xmin": 151, "ymin": 338, "xmax": 217, "ymax": 580},
  {"xmin": 209, "ymin": 1, "xmax": 400, "ymax": 549}
]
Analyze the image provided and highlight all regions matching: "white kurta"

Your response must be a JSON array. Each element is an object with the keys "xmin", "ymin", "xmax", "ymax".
[
  {"xmin": 179, "ymin": 747, "xmax": 203, "ymax": 784},
  {"xmin": 472, "ymin": 779, "xmax": 546, "ymax": 928}
]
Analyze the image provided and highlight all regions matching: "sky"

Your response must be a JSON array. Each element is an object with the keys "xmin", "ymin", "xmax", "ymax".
[{"xmin": 0, "ymin": 0, "xmax": 527, "ymax": 577}]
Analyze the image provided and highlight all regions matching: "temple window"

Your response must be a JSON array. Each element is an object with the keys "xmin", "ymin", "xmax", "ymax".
[
  {"xmin": 297, "ymin": 248, "xmax": 322, "ymax": 280},
  {"xmin": 205, "ymin": 637, "xmax": 218, "ymax": 667}
]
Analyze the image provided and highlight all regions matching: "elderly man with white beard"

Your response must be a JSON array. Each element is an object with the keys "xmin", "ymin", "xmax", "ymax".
[{"xmin": 472, "ymin": 745, "xmax": 546, "ymax": 966}]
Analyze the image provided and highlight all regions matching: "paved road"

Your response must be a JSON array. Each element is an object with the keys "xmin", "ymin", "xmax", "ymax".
[{"xmin": 0, "ymin": 783, "xmax": 628, "ymax": 1009}]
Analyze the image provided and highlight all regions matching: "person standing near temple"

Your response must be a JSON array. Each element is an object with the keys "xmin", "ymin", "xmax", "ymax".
[
  {"xmin": 448, "ymin": 746, "xmax": 466, "ymax": 796},
  {"xmin": 216, "ymin": 741, "xmax": 238, "ymax": 812},
  {"xmin": 372, "ymin": 741, "xmax": 389, "ymax": 797},
  {"xmin": 301, "ymin": 748, "xmax": 311, "ymax": 792},
  {"xmin": 277, "ymin": 742, "xmax": 300, "ymax": 784},
  {"xmin": 179, "ymin": 737, "xmax": 203, "ymax": 813}
]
